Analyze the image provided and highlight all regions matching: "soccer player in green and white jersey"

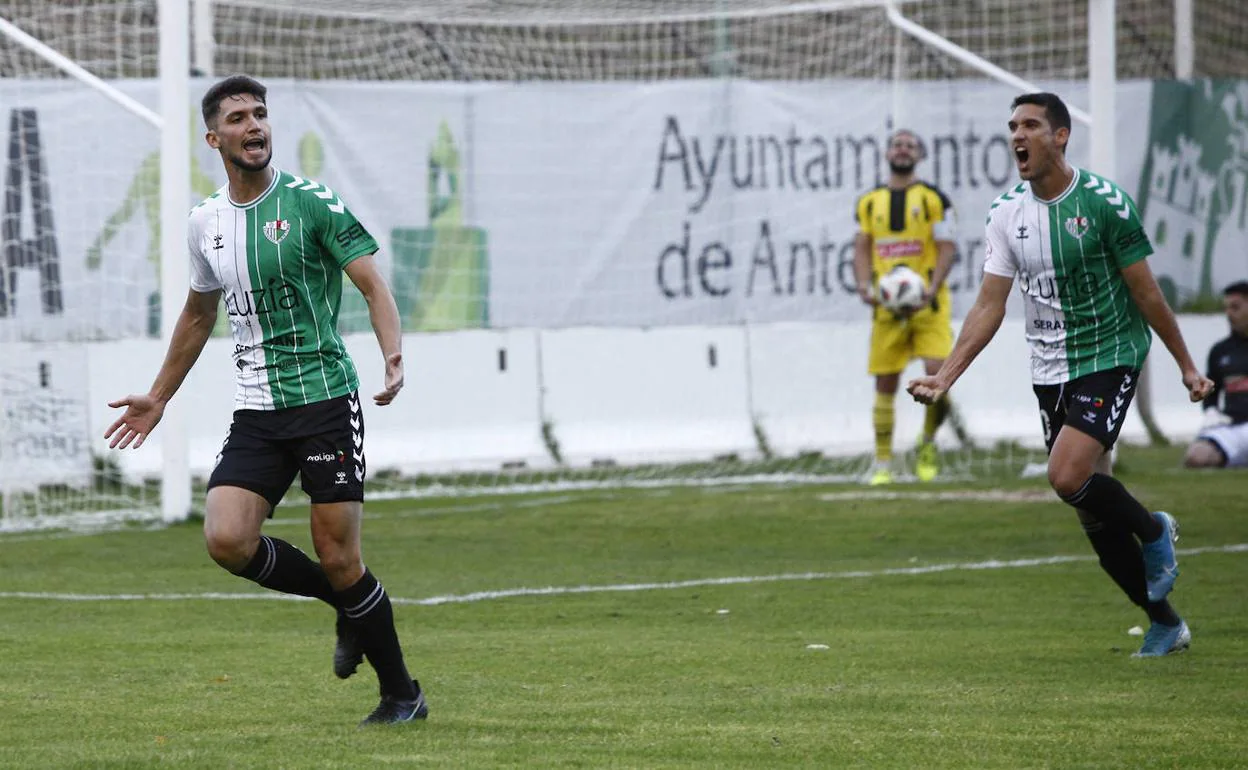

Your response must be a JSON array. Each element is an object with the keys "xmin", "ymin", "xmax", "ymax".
[
  {"xmin": 907, "ymin": 92, "xmax": 1214, "ymax": 658},
  {"xmin": 105, "ymin": 76, "xmax": 426, "ymax": 724}
]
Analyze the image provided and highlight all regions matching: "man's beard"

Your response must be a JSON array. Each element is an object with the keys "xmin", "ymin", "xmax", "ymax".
[
  {"xmin": 888, "ymin": 159, "xmax": 915, "ymax": 175},
  {"xmin": 228, "ymin": 148, "xmax": 272, "ymax": 173}
]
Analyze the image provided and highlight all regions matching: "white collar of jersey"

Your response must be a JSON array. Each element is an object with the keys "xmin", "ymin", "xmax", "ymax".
[
  {"xmin": 226, "ymin": 166, "xmax": 281, "ymax": 210},
  {"xmin": 1030, "ymin": 166, "xmax": 1080, "ymax": 206}
]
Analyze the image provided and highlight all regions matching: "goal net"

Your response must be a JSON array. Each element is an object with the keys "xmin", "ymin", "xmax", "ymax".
[{"xmin": 1, "ymin": 0, "xmax": 1243, "ymax": 527}]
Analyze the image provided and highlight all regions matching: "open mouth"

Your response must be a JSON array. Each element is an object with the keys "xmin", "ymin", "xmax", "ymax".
[
  {"xmin": 1014, "ymin": 145, "xmax": 1030, "ymax": 165},
  {"xmin": 243, "ymin": 137, "xmax": 266, "ymax": 152}
]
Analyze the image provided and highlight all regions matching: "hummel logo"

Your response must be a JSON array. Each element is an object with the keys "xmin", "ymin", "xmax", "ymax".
[
  {"xmin": 1016, "ymin": 225, "xmax": 1029, "ymax": 240},
  {"xmin": 212, "ymin": 233, "xmax": 224, "ymax": 250}
]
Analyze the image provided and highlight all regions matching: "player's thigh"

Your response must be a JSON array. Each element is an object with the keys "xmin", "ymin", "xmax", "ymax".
[
  {"xmin": 204, "ymin": 485, "xmax": 273, "ymax": 556},
  {"xmin": 207, "ymin": 416, "xmax": 301, "ymax": 511},
  {"xmin": 868, "ymin": 313, "xmax": 912, "ymax": 376},
  {"xmin": 911, "ymin": 306, "xmax": 953, "ymax": 363},
  {"xmin": 1048, "ymin": 426, "xmax": 1109, "ymax": 495}
]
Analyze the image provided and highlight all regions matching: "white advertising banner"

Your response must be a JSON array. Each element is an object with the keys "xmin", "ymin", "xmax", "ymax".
[{"xmin": 0, "ymin": 78, "xmax": 1243, "ymax": 340}]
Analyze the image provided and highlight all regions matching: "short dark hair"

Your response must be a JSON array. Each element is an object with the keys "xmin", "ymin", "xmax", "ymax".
[
  {"xmin": 201, "ymin": 75, "xmax": 267, "ymax": 129},
  {"xmin": 1011, "ymin": 92, "xmax": 1073, "ymax": 135},
  {"xmin": 1224, "ymin": 280, "xmax": 1248, "ymax": 298},
  {"xmin": 888, "ymin": 128, "xmax": 926, "ymax": 154}
]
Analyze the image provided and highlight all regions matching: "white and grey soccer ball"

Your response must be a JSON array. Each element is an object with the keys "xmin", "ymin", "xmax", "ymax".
[{"xmin": 877, "ymin": 266, "xmax": 927, "ymax": 313}]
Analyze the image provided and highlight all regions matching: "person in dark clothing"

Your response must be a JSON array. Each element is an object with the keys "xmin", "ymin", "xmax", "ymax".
[{"xmin": 1185, "ymin": 281, "xmax": 1248, "ymax": 468}]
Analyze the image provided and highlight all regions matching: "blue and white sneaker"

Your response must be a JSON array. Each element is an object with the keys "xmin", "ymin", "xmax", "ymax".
[
  {"xmin": 1142, "ymin": 511, "xmax": 1180, "ymax": 603},
  {"xmin": 1132, "ymin": 620, "xmax": 1191, "ymax": 658}
]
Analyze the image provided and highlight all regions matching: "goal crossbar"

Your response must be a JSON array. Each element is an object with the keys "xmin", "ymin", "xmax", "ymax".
[{"xmin": 0, "ymin": 16, "xmax": 163, "ymax": 128}]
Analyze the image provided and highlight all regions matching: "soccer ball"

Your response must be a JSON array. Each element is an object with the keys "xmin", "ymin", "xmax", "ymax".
[{"xmin": 877, "ymin": 266, "xmax": 927, "ymax": 314}]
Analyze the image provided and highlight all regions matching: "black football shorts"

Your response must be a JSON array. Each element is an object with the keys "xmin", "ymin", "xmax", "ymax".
[
  {"xmin": 1032, "ymin": 366, "xmax": 1140, "ymax": 454},
  {"xmin": 207, "ymin": 391, "xmax": 366, "ymax": 509}
]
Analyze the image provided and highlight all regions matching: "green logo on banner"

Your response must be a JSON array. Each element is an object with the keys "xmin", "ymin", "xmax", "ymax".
[
  {"xmin": 1137, "ymin": 80, "xmax": 1248, "ymax": 308},
  {"xmin": 391, "ymin": 121, "xmax": 489, "ymax": 331},
  {"xmin": 338, "ymin": 121, "xmax": 489, "ymax": 333}
]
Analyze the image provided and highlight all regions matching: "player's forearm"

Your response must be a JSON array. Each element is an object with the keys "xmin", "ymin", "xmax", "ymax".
[
  {"xmin": 930, "ymin": 241, "xmax": 956, "ymax": 291},
  {"xmin": 1134, "ymin": 283, "xmax": 1199, "ymax": 373},
  {"xmin": 935, "ymin": 298, "xmax": 1005, "ymax": 389},
  {"xmin": 852, "ymin": 237, "xmax": 872, "ymax": 295},
  {"xmin": 148, "ymin": 307, "xmax": 216, "ymax": 403},
  {"xmin": 364, "ymin": 286, "xmax": 402, "ymax": 359}
]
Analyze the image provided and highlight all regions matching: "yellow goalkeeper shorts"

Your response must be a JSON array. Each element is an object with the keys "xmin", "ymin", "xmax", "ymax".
[{"xmin": 868, "ymin": 303, "xmax": 953, "ymax": 376}]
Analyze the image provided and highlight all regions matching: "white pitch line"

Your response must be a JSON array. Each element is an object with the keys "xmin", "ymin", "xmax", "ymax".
[
  {"xmin": 2, "ymin": 544, "xmax": 1244, "ymax": 607},
  {"xmin": 817, "ymin": 489, "xmax": 1056, "ymax": 503}
]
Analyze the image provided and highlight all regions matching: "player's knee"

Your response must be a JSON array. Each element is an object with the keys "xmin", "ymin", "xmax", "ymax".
[
  {"xmin": 314, "ymin": 542, "xmax": 362, "ymax": 583},
  {"xmin": 1047, "ymin": 464, "xmax": 1088, "ymax": 499},
  {"xmin": 203, "ymin": 524, "xmax": 258, "ymax": 573}
]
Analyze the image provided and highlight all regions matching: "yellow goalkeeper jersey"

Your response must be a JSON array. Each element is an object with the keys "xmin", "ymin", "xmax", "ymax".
[{"xmin": 854, "ymin": 182, "xmax": 955, "ymax": 305}]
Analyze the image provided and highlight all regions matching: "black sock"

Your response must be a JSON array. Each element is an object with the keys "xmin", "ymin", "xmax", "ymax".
[
  {"xmin": 1079, "ymin": 513, "xmax": 1183, "ymax": 626},
  {"xmin": 1062, "ymin": 473, "xmax": 1162, "ymax": 542},
  {"xmin": 236, "ymin": 535, "xmax": 336, "ymax": 605},
  {"xmin": 336, "ymin": 569, "xmax": 416, "ymax": 699},
  {"xmin": 1079, "ymin": 512, "xmax": 1149, "ymax": 607},
  {"xmin": 1145, "ymin": 600, "xmax": 1182, "ymax": 627}
]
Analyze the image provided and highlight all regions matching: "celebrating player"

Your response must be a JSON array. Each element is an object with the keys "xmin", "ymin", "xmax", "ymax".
[
  {"xmin": 853, "ymin": 129, "xmax": 957, "ymax": 485},
  {"xmin": 105, "ymin": 75, "xmax": 427, "ymax": 724},
  {"xmin": 908, "ymin": 92, "xmax": 1214, "ymax": 657}
]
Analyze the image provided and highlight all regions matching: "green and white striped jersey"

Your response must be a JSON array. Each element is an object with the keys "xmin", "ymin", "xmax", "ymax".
[
  {"xmin": 188, "ymin": 169, "xmax": 378, "ymax": 410},
  {"xmin": 982, "ymin": 167, "xmax": 1153, "ymax": 385}
]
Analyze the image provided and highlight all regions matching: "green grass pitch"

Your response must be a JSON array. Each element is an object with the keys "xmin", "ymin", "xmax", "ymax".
[{"xmin": 1, "ymin": 446, "xmax": 1246, "ymax": 769}]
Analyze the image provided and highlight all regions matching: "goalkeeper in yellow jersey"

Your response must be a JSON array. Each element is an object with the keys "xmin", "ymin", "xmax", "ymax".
[{"xmin": 852, "ymin": 129, "xmax": 957, "ymax": 485}]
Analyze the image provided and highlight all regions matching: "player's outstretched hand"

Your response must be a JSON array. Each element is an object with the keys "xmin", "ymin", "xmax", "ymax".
[
  {"xmin": 105, "ymin": 394, "xmax": 166, "ymax": 449},
  {"xmin": 1182, "ymin": 368, "xmax": 1214, "ymax": 403},
  {"xmin": 374, "ymin": 351, "xmax": 404, "ymax": 406},
  {"xmin": 906, "ymin": 375, "xmax": 947, "ymax": 405}
]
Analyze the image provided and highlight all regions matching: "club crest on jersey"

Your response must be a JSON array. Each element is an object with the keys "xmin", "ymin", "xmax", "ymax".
[
  {"xmin": 1064, "ymin": 216, "xmax": 1090, "ymax": 239},
  {"xmin": 263, "ymin": 217, "xmax": 291, "ymax": 245}
]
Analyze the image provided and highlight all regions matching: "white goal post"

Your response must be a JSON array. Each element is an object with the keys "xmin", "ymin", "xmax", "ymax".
[{"xmin": 0, "ymin": 0, "xmax": 190, "ymax": 526}]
